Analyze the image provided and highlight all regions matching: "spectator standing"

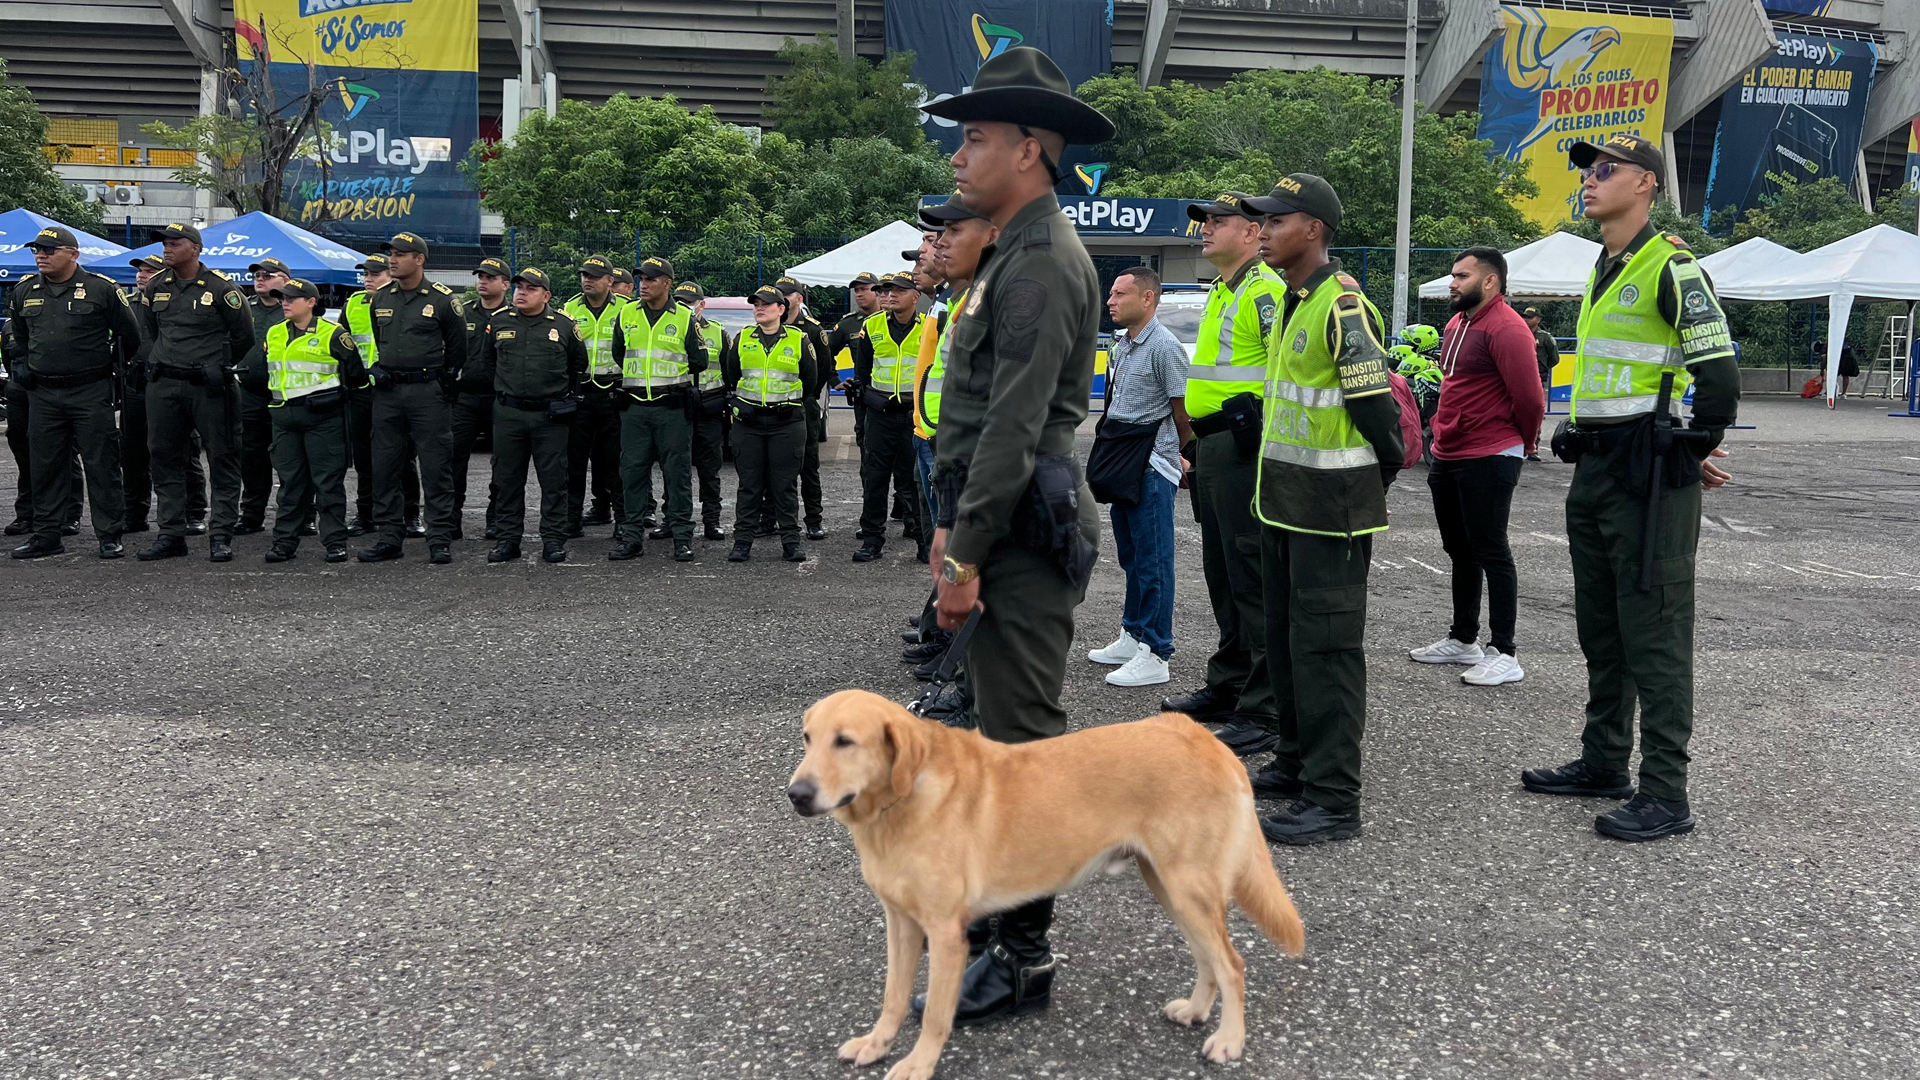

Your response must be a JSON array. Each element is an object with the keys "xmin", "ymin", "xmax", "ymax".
[
  {"xmin": 1409, "ymin": 248, "xmax": 1546, "ymax": 686},
  {"xmin": 1524, "ymin": 305, "xmax": 1557, "ymax": 461},
  {"xmin": 1087, "ymin": 265, "xmax": 1190, "ymax": 688}
]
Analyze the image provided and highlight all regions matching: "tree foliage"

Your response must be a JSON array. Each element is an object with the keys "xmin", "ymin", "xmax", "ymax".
[
  {"xmin": 1076, "ymin": 68, "xmax": 1540, "ymax": 249},
  {"xmin": 0, "ymin": 58, "xmax": 103, "ymax": 229},
  {"xmin": 764, "ymin": 36, "xmax": 926, "ymax": 150},
  {"xmin": 1729, "ymin": 175, "xmax": 1914, "ymax": 251}
]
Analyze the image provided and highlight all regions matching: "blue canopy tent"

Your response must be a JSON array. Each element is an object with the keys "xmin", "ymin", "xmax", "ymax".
[
  {"xmin": 114, "ymin": 211, "xmax": 370, "ymax": 286},
  {"xmin": 0, "ymin": 208, "xmax": 130, "ymax": 283}
]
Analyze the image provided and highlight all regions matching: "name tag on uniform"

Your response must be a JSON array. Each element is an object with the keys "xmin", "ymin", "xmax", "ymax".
[
  {"xmin": 549, "ymin": 328, "xmax": 560, "ymax": 342},
  {"xmin": 153, "ymin": 293, "xmax": 172, "ymax": 303},
  {"xmin": 21, "ymin": 297, "xmax": 42, "ymax": 310},
  {"xmin": 497, "ymin": 330, "xmax": 517, "ymax": 341},
  {"xmin": 422, "ymin": 304, "xmax": 435, "ymax": 318},
  {"xmin": 375, "ymin": 308, "xmax": 394, "ymax": 318}
]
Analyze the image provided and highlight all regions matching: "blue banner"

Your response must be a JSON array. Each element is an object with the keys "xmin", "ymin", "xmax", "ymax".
[
  {"xmin": 921, "ymin": 194, "xmax": 1199, "ymax": 238},
  {"xmin": 886, "ymin": 0, "xmax": 1113, "ymax": 193},
  {"xmin": 1702, "ymin": 33, "xmax": 1877, "ymax": 233}
]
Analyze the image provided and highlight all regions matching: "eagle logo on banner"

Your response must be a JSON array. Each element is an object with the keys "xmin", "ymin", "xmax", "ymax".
[{"xmin": 1481, "ymin": 7, "xmax": 1623, "ymax": 157}]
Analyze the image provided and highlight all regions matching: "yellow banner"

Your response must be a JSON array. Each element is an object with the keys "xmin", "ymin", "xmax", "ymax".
[
  {"xmin": 1477, "ymin": 5, "xmax": 1674, "ymax": 228},
  {"xmin": 236, "ymin": 0, "xmax": 476, "ymax": 75}
]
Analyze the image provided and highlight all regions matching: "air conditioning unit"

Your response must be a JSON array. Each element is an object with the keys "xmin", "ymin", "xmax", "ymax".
[
  {"xmin": 72, "ymin": 183, "xmax": 105, "ymax": 204},
  {"xmin": 109, "ymin": 185, "xmax": 144, "ymax": 206}
]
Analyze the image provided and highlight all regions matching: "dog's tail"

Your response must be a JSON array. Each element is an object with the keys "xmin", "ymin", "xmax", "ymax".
[{"xmin": 1233, "ymin": 837, "xmax": 1305, "ymax": 956}]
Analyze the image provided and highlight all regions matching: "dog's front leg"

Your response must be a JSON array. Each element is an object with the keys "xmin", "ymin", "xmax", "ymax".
[
  {"xmin": 839, "ymin": 900, "xmax": 924, "ymax": 1068},
  {"xmin": 886, "ymin": 918, "xmax": 967, "ymax": 1080}
]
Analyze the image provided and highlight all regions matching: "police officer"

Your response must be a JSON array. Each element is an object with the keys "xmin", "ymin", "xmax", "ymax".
[
  {"xmin": 452, "ymin": 257, "xmax": 510, "ymax": 540},
  {"xmin": 3, "ymin": 302, "xmax": 84, "ymax": 541},
  {"xmin": 723, "ymin": 285, "xmax": 816, "ymax": 563},
  {"xmin": 1243, "ymin": 174, "xmax": 1405, "ymax": 845},
  {"xmin": 237, "ymin": 257, "xmax": 292, "ymax": 534},
  {"xmin": 777, "ymin": 276, "xmax": 831, "ymax": 540},
  {"xmin": 914, "ymin": 45, "xmax": 1111, "ymax": 1027},
  {"xmin": 826, "ymin": 271, "xmax": 883, "ymax": 450},
  {"xmin": 1154, "ymin": 192, "xmax": 1284, "ymax": 756},
  {"xmin": 677, "ymin": 280, "xmax": 731, "ymax": 541},
  {"xmin": 5, "ymin": 225, "xmax": 140, "ymax": 559},
  {"xmin": 359, "ymin": 232, "xmax": 466, "ymax": 564},
  {"xmin": 563, "ymin": 256, "xmax": 627, "ymax": 535},
  {"xmin": 251, "ymin": 278, "xmax": 368, "ymax": 563},
  {"xmin": 478, "ymin": 268, "xmax": 587, "ymax": 564},
  {"xmin": 135, "ymin": 222, "xmax": 255, "ymax": 562},
  {"xmin": 608, "ymin": 256, "xmax": 707, "ymax": 562},
  {"xmin": 119, "ymin": 253, "xmax": 207, "ymax": 536},
  {"xmin": 342, "ymin": 254, "xmax": 421, "ymax": 535},
  {"xmin": 1522, "ymin": 135, "xmax": 1739, "ymax": 842},
  {"xmin": 848, "ymin": 271, "xmax": 928, "ymax": 563}
]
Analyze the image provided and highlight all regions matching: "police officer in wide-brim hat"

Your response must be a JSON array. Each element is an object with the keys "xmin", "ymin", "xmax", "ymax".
[{"xmin": 910, "ymin": 44, "xmax": 1112, "ymax": 1030}]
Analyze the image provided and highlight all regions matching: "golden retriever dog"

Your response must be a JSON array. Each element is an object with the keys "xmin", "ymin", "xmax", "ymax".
[{"xmin": 786, "ymin": 689, "xmax": 1305, "ymax": 1080}]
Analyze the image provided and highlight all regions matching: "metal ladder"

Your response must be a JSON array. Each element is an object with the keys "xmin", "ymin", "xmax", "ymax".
[{"xmin": 1860, "ymin": 312, "xmax": 1911, "ymax": 399}]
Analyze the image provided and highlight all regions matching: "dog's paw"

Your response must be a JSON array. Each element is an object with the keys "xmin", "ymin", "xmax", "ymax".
[
  {"xmin": 1201, "ymin": 1029, "xmax": 1245, "ymax": 1064},
  {"xmin": 1163, "ymin": 997, "xmax": 1209, "ymax": 1026},
  {"xmin": 883, "ymin": 1056, "xmax": 937, "ymax": 1080},
  {"xmin": 838, "ymin": 1033, "xmax": 893, "ymax": 1067}
]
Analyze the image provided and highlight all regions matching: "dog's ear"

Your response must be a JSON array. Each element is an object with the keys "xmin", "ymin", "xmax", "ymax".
[{"xmin": 885, "ymin": 709, "xmax": 930, "ymax": 800}]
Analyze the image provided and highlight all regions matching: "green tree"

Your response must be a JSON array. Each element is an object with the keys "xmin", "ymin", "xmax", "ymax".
[
  {"xmin": 1729, "ymin": 175, "xmax": 1911, "ymax": 251},
  {"xmin": 1076, "ymin": 67, "xmax": 1539, "ymax": 249},
  {"xmin": 466, "ymin": 94, "xmax": 766, "ymax": 231},
  {"xmin": 764, "ymin": 36, "xmax": 925, "ymax": 150},
  {"xmin": 0, "ymin": 58, "xmax": 104, "ymax": 229},
  {"xmin": 764, "ymin": 135, "xmax": 952, "ymax": 237}
]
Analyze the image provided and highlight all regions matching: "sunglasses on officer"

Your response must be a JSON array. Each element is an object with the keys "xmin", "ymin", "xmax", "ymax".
[{"xmin": 1580, "ymin": 160, "xmax": 1646, "ymax": 184}]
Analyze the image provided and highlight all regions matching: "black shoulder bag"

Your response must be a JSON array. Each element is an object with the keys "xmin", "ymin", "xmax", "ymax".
[{"xmin": 1085, "ymin": 341, "xmax": 1166, "ymax": 507}]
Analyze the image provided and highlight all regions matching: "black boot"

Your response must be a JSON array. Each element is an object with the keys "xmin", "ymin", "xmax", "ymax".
[
  {"xmin": 913, "ymin": 898, "xmax": 1055, "ymax": 1026},
  {"xmin": 1160, "ymin": 685, "xmax": 1236, "ymax": 721},
  {"xmin": 1595, "ymin": 793, "xmax": 1695, "ymax": 842}
]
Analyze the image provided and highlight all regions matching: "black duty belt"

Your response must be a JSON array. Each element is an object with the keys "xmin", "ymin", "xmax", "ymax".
[
  {"xmin": 377, "ymin": 366, "xmax": 442, "ymax": 385},
  {"xmin": 151, "ymin": 364, "xmax": 207, "ymax": 384},
  {"xmin": 30, "ymin": 367, "xmax": 114, "ymax": 388},
  {"xmin": 629, "ymin": 391, "xmax": 687, "ymax": 407},
  {"xmin": 497, "ymin": 392, "xmax": 553, "ymax": 412}
]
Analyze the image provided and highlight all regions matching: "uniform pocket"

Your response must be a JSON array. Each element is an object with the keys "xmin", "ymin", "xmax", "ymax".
[
  {"xmin": 1296, "ymin": 583, "xmax": 1367, "ymax": 653},
  {"xmin": 1648, "ymin": 554, "xmax": 1695, "ymax": 620}
]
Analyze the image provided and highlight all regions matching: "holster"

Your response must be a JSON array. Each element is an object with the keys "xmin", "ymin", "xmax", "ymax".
[
  {"xmin": 1191, "ymin": 392, "xmax": 1263, "ymax": 460},
  {"xmin": 1013, "ymin": 453, "xmax": 1096, "ymax": 589},
  {"xmin": 934, "ymin": 462, "xmax": 968, "ymax": 530},
  {"xmin": 547, "ymin": 394, "xmax": 581, "ymax": 422}
]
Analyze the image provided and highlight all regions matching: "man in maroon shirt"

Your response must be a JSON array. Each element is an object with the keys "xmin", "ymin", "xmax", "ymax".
[{"xmin": 1408, "ymin": 247, "xmax": 1546, "ymax": 686}]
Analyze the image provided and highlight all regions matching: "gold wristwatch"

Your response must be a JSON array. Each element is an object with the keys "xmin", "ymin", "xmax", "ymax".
[{"xmin": 941, "ymin": 555, "xmax": 979, "ymax": 586}]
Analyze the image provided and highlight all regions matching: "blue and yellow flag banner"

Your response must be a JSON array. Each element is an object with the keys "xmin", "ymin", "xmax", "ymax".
[
  {"xmin": 1477, "ymin": 5, "xmax": 1674, "ymax": 229},
  {"xmin": 235, "ymin": 0, "xmax": 479, "ymax": 245},
  {"xmin": 1701, "ymin": 34, "xmax": 1877, "ymax": 234}
]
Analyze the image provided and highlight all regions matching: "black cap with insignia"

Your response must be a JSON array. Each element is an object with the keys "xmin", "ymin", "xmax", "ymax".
[
  {"xmin": 673, "ymin": 281, "xmax": 705, "ymax": 301},
  {"xmin": 512, "ymin": 267, "xmax": 553, "ymax": 291},
  {"xmin": 1186, "ymin": 192, "xmax": 1261, "ymax": 223},
  {"xmin": 749, "ymin": 285, "xmax": 784, "ymax": 306},
  {"xmin": 579, "ymin": 256, "xmax": 614, "ymax": 278},
  {"xmin": 848, "ymin": 271, "xmax": 881, "ymax": 288},
  {"xmin": 474, "ymin": 257, "xmax": 510, "ymax": 279},
  {"xmin": 774, "ymin": 276, "xmax": 805, "ymax": 296},
  {"xmin": 900, "ymin": 249, "xmax": 922, "ymax": 262},
  {"xmin": 636, "ymin": 256, "xmax": 674, "ymax": 279},
  {"xmin": 268, "ymin": 278, "xmax": 320, "ymax": 301},
  {"xmin": 381, "ymin": 232, "xmax": 429, "ymax": 255},
  {"xmin": 153, "ymin": 222, "xmax": 201, "ymax": 245},
  {"xmin": 611, "ymin": 267, "xmax": 634, "ymax": 286},
  {"xmin": 27, "ymin": 225, "xmax": 78, "ymax": 251},
  {"xmin": 1244, "ymin": 173, "xmax": 1343, "ymax": 234},
  {"xmin": 920, "ymin": 192, "xmax": 986, "ymax": 227},
  {"xmin": 357, "ymin": 253, "xmax": 390, "ymax": 274},
  {"xmin": 919, "ymin": 47, "xmax": 1115, "ymax": 145},
  {"xmin": 1569, "ymin": 133, "xmax": 1665, "ymax": 187},
  {"xmin": 248, "ymin": 257, "xmax": 291, "ymax": 276},
  {"xmin": 131, "ymin": 253, "xmax": 165, "ymax": 270}
]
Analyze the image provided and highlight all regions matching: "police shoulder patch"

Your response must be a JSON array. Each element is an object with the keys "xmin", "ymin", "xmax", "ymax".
[
  {"xmin": 223, "ymin": 291, "xmax": 243, "ymax": 309},
  {"xmin": 1335, "ymin": 273, "xmax": 1362, "ymax": 290},
  {"xmin": 1665, "ymin": 233, "xmax": 1691, "ymax": 251},
  {"xmin": 209, "ymin": 268, "xmax": 232, "ymax": 282},
  {"xmin": 432, "ymin": 282, "xmax": 453, "ymax": 295}
]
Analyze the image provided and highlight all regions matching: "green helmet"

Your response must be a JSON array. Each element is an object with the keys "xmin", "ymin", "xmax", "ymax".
[
  {"xmin": 1401, "ymin": 323, "xmax": 1440, "ymax": 354},
  {"xmin": 1388, "ymin": 343, "xmax": 1422, "ymax": 375}
]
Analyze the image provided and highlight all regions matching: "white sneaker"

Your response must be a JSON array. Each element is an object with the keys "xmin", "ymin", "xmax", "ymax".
[
  {"xmin": 1088, "ymin": 630, "xmax": 1141, "ymax": 665},
  {"xmin": 1409, "ymin": 636, "xmax": 1485, "ymax": 665},
  {"xmin": 1106, "ymin": 650, "xmax": 1171, "ymax": 687},
  {"xmin": 1461, "ymin": 647, "xmax": 1524, "ymax": 686}
]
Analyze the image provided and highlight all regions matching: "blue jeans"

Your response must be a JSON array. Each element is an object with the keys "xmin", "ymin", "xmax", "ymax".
[
  {"xmin": 1109, "ymin": 465, "xmax": 1177, "ymax": 659},
  {"xmin": 914, "ymin": 435, "xmax": 937, "ymax": 528}
]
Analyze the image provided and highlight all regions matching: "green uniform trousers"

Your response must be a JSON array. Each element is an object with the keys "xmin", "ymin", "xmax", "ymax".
[
  {"xmin": 566, "ymin": 390, "xmax": 622, "ymax": 529},
  {"xmin": 147, "ymin": 372, "xmax": 243, "ymax": 539},
  {"xmin": 371, "ymin": 381, "xmax": 456, "ymax": 547},
  {"xmin": 619, "ymin": 400, "xmax": 693, "ymax": 544},
  {"xmin": 238, "ymin": 388, "xmax": 274, "ymax": 529},
  {"xmin": 28, "ymin": 379, "xmax": 124, "ymax": 542},
  {"xmin": 801, "ymin": 397, "xmax": 825, "ymax": 529},
  {"xmin": 1192, "ymin": 430, "xmax": 1274, "ymax": 723},
  {"xmin": 692, "ymin": 406, "xmax": 726, "ymax": 529},
  {"xmin": 8, "ymin": 380, "xmax": 82, "ymax": 529},
  {"xmin": 1260, "ymin": 526, "xmax": 1373, "ymax": 813},
  {"xmin": 448, "ymin": 390, "xmax": 494, "ymax": 528},
  {"xmin": 1567, "ymin": 449, "xmax": 1701, "ymax": 802},
  {"xmin": 348, "ymin": 388, "xmax": 418, "ymax": 525},
  {"xmin": 122, "ymin": 390, "xmax": 206, "ymax": 528},
  {"xmin": 268, "ymin": 401, "xmax": 349, "ymax": 549},
  {"xmin": 731, "ymin": 411, "xmax": 805, "ymax": 544},
  {"xmin": 960, "ymin": 501, "xmax": 1098, "ymax": 745},
  {"xmin": 489, "ymin": 403, "xmax": 572, "ymax": 543}
]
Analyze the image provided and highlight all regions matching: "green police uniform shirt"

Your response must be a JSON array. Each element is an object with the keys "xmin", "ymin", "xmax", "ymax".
[
  {"xmin": 1187, "ymin": 256, "xmax": 1283, "ymax": 418},
  {"xmin": 239, "ymin": 293, "xmax": 289, "ymax": 394},
  {"xmin": 263, "ymin": 317, "xmax": 367, "ymax": 404},
  {"xmin": 137, "ymin": 266, "xmax": 256, "ymax": 376},
  {"xmin": 370, "ymin": 279, "xmax": 468, "ymax": 372},
  {"xmin": 463, "ymin": 299, "xmax": 509, "ymax": 391},
  {"xmin": 562, "ymin": 294, "xmax": 628, "ymax": 389},
  {"xmin": 5, "ymin": 269, "xmax": 142, "ymax": 377},
  {"xmin": 933, "ymin": 193, "xmax": 1101, "ymax": 567},
  {"xmin": 478, "ymin": 305, "xmax": 588, "ymax": 401}
]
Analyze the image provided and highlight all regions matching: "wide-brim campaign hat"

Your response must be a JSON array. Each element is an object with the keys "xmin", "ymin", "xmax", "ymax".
[{"xmin": 919, "ymin": 47, "xmax": 1115, "ymax": 145}]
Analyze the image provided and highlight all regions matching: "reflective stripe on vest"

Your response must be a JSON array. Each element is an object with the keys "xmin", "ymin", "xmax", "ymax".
[
  {"xmin": 618, "ymin": 301, "xmax": 693, "ymax": 396},
  {"xmin": 1255, "ymin": 274, "xmax": 1382, "ymax": 533},
  {"xmin": 564, "ymin": 295, "xmax": 627, "ymax": 385},
  {"xmin": 696, "ymin": 319, "xmax": 726, "ymax": 392},
  {"xmin": 864, "ymin": 311, "xmax": 923, "ymax": 398},
  {"xmin": 266, "ymin": 318, "xmax": 344, "ymax": 404},
  {"xmin": 344, "ymin": 293, "xmax": 378, "ymax": 367},
  {"xmin": 1572, "ymin": 233, "xmax": 1690, "ymax": 423},
  {"xmin": 736, "ymin": 327, "xmax": 806, "ymax": 406},
  {"xmin": 1186, "ymin": 262, "xmax": 1283, "ymax": 417}
]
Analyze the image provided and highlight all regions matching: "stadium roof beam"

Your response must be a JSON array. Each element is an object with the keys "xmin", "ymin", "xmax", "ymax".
[
  {"xmin": 1864, "ymin": 0, "xmax": 1920, "ymax": 146},
  {"xmin": 157, "ymin": 0, "xmax": 221, "ymax": 68},
  {"xmin": 497, "ymin": 0, "xmax": 556, "ymax": 106},
  {"xmin": 1664, "ymin": 0, "xmax": 1777, "ymax": 127},
  {"xmin": 1139, "ymin": 0, "xmax": 1182, "ymax": 87},
  {"xmin": 1415, "ymin": 0, "xmax": 1503, "ymax": 107}
]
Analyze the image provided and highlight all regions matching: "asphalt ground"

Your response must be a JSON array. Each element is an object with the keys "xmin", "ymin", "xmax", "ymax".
[{"xmin": 1, "ymin": 396, "xmax": 1915, "ymax": 1080}]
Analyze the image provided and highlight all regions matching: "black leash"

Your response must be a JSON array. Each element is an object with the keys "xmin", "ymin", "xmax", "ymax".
[{"xmin": 907, "ymin": 603, "xmax": 984, "ymax": 716}]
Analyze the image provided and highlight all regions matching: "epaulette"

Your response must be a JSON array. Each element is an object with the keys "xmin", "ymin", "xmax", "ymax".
[
  {"xmin": 208, "ymin": 268, "xmax": 231, "ymax": 282},
  {"xmin": 1665, "ymin": 233, "xmax": 1691, "ymax": 250},
  {"xmin": 1336, "ymin": 273, "xmax": 1363, "ymax": 291},
  {"xmin": 1022, "ymin": 222, "xmax": 1053, "ymax": 247},
  {"xmin": 16, "ymin": 274, "xmax": 39, "ymax": 289},
  {"xmin": 431, "ymin": 282, "xmax": 453, "ymax": 295}
]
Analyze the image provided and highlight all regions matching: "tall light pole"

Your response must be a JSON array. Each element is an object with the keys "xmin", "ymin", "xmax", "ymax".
[{"xmin": 1391, "ymin": 0, "xmax": 1418, "ymax": 333}]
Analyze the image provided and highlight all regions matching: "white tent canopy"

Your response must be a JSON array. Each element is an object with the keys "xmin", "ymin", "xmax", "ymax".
[
  {"xmin": 1696, "ymin": 237, "xmax": 1809, "ymax": 300},
  {"xmin": 1716, "ymin": 225, "xmax": 1920, "ymax": 406},
  {"xmin": 1418, "ymin": 231, "xmax": 1601, "ymax": 301},
  {"xmin": 783, "ymin": 220, "xmax": 925, "ymax": 287}
]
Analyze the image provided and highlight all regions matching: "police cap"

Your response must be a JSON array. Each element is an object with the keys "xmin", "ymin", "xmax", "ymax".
[
  {"xmin": 774, "ymin": 275, "xmax": 805, "ymax": 296},
  {"xmin": 749, "ymin": 285, "xmax": 784, "ymax": 306},
  {"xmin": 474, "ymin": 257, "xmax": 510, "ymax": 279},
  {"xmin": 131, "ymin": 253, "xmax": 165, "ymax": 271},
  {"xmin": 357, "ymin": 253, "xmax": 391, "ymax": 274},
  {"xmin": 636, "ymin": 256, "xmax": 674, "ymax": 279},
  {"xmin": 381, "ymin": 231, "xmax": 429, "ymax": 255},
  {"xmin": 269, "ymin": 278, "xmax": 320, "ymax": 301},
  {"xmin": 1569, "ymin": 133, "xmax": 1665, "ymax": 186},
  {"xmin": 579, "ymin": 256, "xmax": 615, "ymax": 278},
  {"xmin": 1243, "ymin": 173, "xmax": 1343, "ymax": 234},
  {"xmin": 249, "ymin": 257, "xmax": 292, "ymax": 276},
  {"xmin": 920, "ymin": 192, "xmax": 986, "ymax": 227},
  {"xmin": 512, "ymin": 267, "xmax": 553, "ymax": 291},
  {"xmin": 612, "ymin": 267, "xmax": 635, "ymax": 286},
  {"xmin": 674, "ymin": 281, "xmax": 705, "ymax": 302},
  {"xmin": 153, "ymin": 222, "xmax": 201, "ymax": 245},
  {"xmin": 848, "ymin": 271, "xmax": 881, "ymax": 288},
  {"xmin": 26, "ymin": 225, "xmax": 78, "ymax": 251},
  {"xmin": 1185, "ymin": 192, "xmax": 1261, "ymax": 223}
]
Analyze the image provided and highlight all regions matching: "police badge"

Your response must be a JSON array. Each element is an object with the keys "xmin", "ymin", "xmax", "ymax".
[{"xmin": 1618, "ymin": 284, "xmax": 1640, "ymax": 307}]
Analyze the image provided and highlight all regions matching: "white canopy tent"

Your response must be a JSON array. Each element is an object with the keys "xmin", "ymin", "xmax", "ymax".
[
  {"xmin": 1711, "ymin": 225, "xmax": 1920, "ymax": 406},
  {"xmin": 1696, "ymin": 237, "xmax": 1809, "ymax": 299},
  {"xmin": 783, "ymin": 220, "xmax": 925, "ymax": 287},
  {"xmin": 1417, "ymin": 231, "xmax": 1601, "ymax": 301}
]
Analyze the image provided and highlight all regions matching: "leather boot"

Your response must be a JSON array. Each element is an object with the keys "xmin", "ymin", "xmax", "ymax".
[{"xmin": 912, "ymin": 897, "xmax": 1055, "ymax": 1026}]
